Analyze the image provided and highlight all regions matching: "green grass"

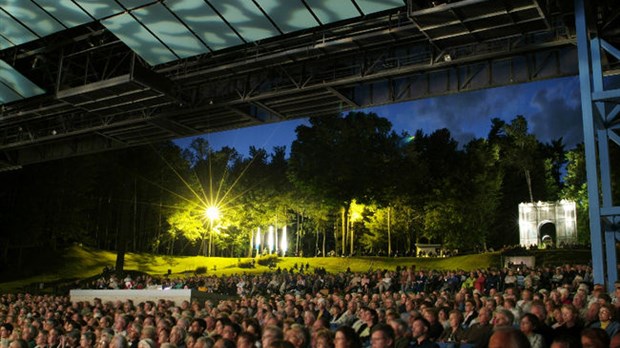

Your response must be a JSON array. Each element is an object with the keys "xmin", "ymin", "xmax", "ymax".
[
  {"xmin": 1, "ymin": 245, "xmax": 597, "ymax": 293},
  {"xmin": 0, "ymin": 245, "xmax": 503, "ymax": 292}
]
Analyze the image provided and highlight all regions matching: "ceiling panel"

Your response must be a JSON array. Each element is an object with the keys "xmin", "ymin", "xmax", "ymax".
[
  {"xmin": 0, "ymin": 35, "xmax": 13, "ymax": 50},
  {"xmin": 0, "ymin": 59, "xmax": 45, "ymax": 103},
  {"xmin": 0, "ymin": 0, "xmax": 65, "ymax": 36},
  {"xmin": 132, "ymin": 3, "xmax": 208, "ymax": 59},
  {"xmin": 101, "ymin": 12, "xmax": 178, "ymax": 66},
  {"xmin": 116, "ymin": 0, "xmax": 158, "ymax": 10},
  {"xmin": 0, "ymin": 81, "xmax": 22, "ymax": 104},
  {"xmin": 0, "ymin": 0, "xmax": 405, "ymax": 63},
  {"xmin": 167, "ymin": 0, "xmax": 243, "ymax": 51},
  {"xmin": 32, "ymin": 0, "xmax": 93, "ymax": 27},
  {"xmin": 209, "ymin": 0, "xmax": 279, "ymax": 42},
  {"xmin": 355, "ymin": 0, "xmax": 405, "ymax": 15},
  {"xmin": 0, "ymin": 9, "xmax": 39, "ymax": 46},
  {"xmin": 305, "ymin": 0, "xmax": 360, "ymax": 24},
  {"xmin": 255, "ymin": 0, "xmax": 319, "ymax": 34},
  {"xmin": 74, "ymin": 0, "xmax": 124, "ymax": 19}
]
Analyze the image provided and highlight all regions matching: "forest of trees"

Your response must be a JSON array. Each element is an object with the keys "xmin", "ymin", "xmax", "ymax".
[{"xmin": 0, "ymin": 112, "xmax": 603, "ymax": 264}]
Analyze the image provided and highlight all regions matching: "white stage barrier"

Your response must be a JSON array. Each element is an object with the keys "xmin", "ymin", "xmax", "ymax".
[{"xmin": 69, "ymin": 289, "xmax": 213, "ymax": 304}]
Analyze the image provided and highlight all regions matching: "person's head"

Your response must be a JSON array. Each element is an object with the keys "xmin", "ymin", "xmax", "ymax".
[
  {"xmin": 262, "ymin": 325, "xmax": 283, "ymax": 348},
  {"xmin": 194, "ymin": 337, "xmax": 214, "ymax": 348},
  {"xmin": 127, "ymin": 322, "xmax": 141, "ymax": 341},
  {"xmin": 9, "ymin": 339, "xmax": 29, "ymax": 348},
  {"xmin": 110, "ymin": 335, "xmax": 128, "ymax": 348},
  {"xmin": 560, "ymin": 304, "xmax": 578, "ymax": 325},
  {"xmin": 410, "ymin": 317, "xmax": 430, "ymax": 341},
  {"xmin": 387, "ymin": 319, "xmax": 407, "ymax": 339},
  {"xmin": 493, "ymin": 309, "xmax": 514, "ymax": 328},
  {"xmin": 448, "ymin": 310, "xmax": 463, "ymax": 329},
  {"xmin": 551, "ymin": 335, "xmax": 580, "ymax": 348},
  {"xmin": 236, "ymin": 332, "xmax": 256, "ymax": 348},
  {"xmin": 334, "ymin": 326, "xmax": 361, "ymax": 348},
  {"xmin": 478, "ymin": 307, "xmax": 491, "ymax": 325},
  {"xmin": 580, "ymin": 328, "xmax": 609, "ymax": 348},
  {"xmin": 284, "ymin": 325, "xmax": 308, "ymax": 348},
  {"xmin": 80, "ymin": 332, "xmax": 96, "ymax": 348},
  {"xmin": 369, "ymin": 324, "xmax": 394, "ymax": 348},
  {"xmin": 365, "ymin": 309, "xmax": 379, "ymax": 326},
  {"xmin": 312, "ymin": 317, "xmax": 330, "ymax": 333},
  {"xmin": 464, "ymin": 299, "xmax": 476, "ymax": 313},
  {"xmin": 137, "ymin": 339, "xmax": 156, "ymax": 348},
  {"xmin": 36, "ymin": 329, "xmax": 48, "ymax": 347},
  {"xmin": 1, "ymin": 323, "xmax": 14, "ymax": 339},
  {"xmin": 597, "ymin": 303, "xmax": 615, "ymax": 323},
  {"xmin": 264, "ymin": 339, "xmax": 294, "ymax": 348},
  {"xmin": 221, "ymin": 322, "xmax": 240, "ymax": 341},
  {"xmin": 190, "ymin": 319, "xmax": 207, "ymax": 335},
  {"xmin": 213, "ymin": 338, "xmax": 236, "ymax": 348},
  {"xmin": 169, "ymin": 326, "xmax": 186, "ymax": 345},
  {"xmin": 421, "ymin": 308, "xmax": 437, "ymax": 324},
  {"xmin": 242, "ymin": 318, "xmax": 261, "ymax": 337},
  {"xmin": 47, "ymin": 328, "xmax": 62, "ymax": 346},
  {"xmin": 488, "ymin": 327, "xmax": 530, "ymax": 348},
  {"xmin": 529, "ymin": 301, "xmax": 546, "ymax": 322},
  {"xmin": 519, "ymin": 313, "xmax": 539, "ymax": 335},
  {"xmin": 313, "ymin": 328, "xmax": 333, "ymax": 348}
]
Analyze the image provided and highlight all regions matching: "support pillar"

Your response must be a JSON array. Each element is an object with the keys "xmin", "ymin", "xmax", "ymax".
[{"xmin": 575, "ymin": 0, "xmax": 620, "ymax": 292}]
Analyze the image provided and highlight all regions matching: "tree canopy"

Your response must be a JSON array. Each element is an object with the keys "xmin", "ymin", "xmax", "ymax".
[{"xmin": 0, "ymin": 112, "xmax": 585, "ymax": 265}]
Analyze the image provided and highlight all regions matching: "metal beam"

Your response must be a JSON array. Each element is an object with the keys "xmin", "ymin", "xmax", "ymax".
[{"xmin": 575, "ymin": 0, "xmax": 620, "ymax": 292}]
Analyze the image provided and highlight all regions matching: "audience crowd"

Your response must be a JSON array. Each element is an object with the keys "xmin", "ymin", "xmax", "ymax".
[{"xmin": 1, "ymin": 263, "xmax": 620, "ymax": 348}]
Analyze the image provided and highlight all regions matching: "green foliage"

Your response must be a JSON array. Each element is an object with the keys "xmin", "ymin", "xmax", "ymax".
[
  {"xmin": 195, "ymin": 266, "xmax": 207, "ymax": 274},
  {"xmin": 561, "ymin": 144, "xmax": 590, "ymax": 242},
  {"xmin": 0, "ymin": 110, "xmax": 588, "ymax": 263}
]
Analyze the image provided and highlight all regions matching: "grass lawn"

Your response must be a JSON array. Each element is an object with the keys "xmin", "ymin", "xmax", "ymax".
[
  {"xmin": 0, "ymin": 245, "xmax": 502, "ymax": 292},
  {"xmin": 0, "ymin": 245, "xmax": 594, "ymax": 293}
]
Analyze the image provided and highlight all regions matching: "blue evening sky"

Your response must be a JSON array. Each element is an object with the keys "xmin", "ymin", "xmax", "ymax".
[{"xmin": 174, "ymin": 76, "xmax": 583, "ymax": 157}]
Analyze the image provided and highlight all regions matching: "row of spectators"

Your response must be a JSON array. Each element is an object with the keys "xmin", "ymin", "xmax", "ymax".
[
  {"xmin": 0, "ymin": 263, "xmax": 619, "ymax": 348},
  {"xmin": 88, "ymin": 263, "xmax": 595, "ymax": 298}
]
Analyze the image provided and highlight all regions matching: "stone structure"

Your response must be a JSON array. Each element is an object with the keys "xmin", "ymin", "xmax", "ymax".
[{"xmin": 518, "ymin": 200, "xmax": 577, "ymax": 247}]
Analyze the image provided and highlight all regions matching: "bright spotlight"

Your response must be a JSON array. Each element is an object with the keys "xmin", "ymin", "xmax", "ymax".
[
  {"xmin": 280, "ymin": 226, "xmax": 288, "ymax": 256},
  {"xmin": 205, "ymin": 206, "xmax": 220, "ymax": 221},
  {"xmin": 255, "ymin": 227, "xmax": 261, "ymax": 249}
]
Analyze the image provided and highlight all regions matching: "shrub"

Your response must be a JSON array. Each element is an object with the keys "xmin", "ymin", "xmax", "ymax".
[
  {"xmin": 257, "ymin": 255, "xmax": 279, "ymax": 267},
  {"xmin": 195, "ymin": 266, "xmax": 207, "ymax": 274},
  {"xmin": 238, "ymin": 260, "xmax": 255, "ymax": 269}
]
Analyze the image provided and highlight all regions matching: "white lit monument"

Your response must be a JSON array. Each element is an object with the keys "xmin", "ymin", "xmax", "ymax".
[{"xmin": 518, "ymin": 200, "xmax": 577, "ymax": 247}]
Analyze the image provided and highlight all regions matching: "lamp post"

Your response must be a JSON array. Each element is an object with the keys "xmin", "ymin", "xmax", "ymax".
[{"xmin": 205, "ymin": 206, "xmax": 220, "ymax": 257}]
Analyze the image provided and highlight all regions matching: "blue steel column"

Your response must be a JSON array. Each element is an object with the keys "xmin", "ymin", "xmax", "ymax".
[
  {"xmin": 575, "ymin": 0, "xmax": 620, "ymax": 291},
  {"xmin": 575, "ymin": 0, "xmax": 605, "ymax": 286}
]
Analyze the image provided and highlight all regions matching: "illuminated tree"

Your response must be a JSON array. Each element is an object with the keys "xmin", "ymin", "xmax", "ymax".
[{"xmin": 288, "ymin": 112, "xmax": 400, "ymax": 255}]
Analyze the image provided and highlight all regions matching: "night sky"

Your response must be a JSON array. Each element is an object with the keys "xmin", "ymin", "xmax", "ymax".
[{"xmin": 175, "ymin": 76, "xmax": 584, "ymax": 156}]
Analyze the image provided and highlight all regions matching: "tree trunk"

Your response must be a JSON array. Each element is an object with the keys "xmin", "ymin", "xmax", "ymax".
[
  {"xmin": 322, "ymin": 228, "xmax": 326, "ymax": 257},
  {"xmin": 341, "ymin": 206, "xmax": 346, "ymax": 256},
  {"xmin": 525, "ymin": 169, "xmax": 534, "ymax": 203},
  {"xmin": 296, "ymin": 212, "xmax": 301, "ymax": 256},
  {"xmin": 248, "ymin": 228, "xmax": 254, "ymax": 258},
  {"xmin": 388, "ymin": 206, "xmax": 392, "ymax": 256},
  {"xmin": 349, "ymin": 212, "xmax": 354, "ymax": 256}
]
